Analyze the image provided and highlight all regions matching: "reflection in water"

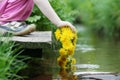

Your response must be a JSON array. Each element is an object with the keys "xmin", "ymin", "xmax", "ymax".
[
  {"xmin": 75, "ymin": 64, "xmax": 100, "ymax": 69},
  {"xmin": 74, "ymin": 72, "xmax": 113, "ymax": 76},
  {"xmin": 53, "ymin": 25, "xmax": 120, "ymax": 79},
  {"xmin": 76, "ymin": 44, "xmax": 95, "ymax": 53},
  {"xmin": 74, "ymin": 25, "xmax": 120, "ymax": 72},
  {"xmin": 75, "ymin": 39, "xmax": 120, "ymax": 72},
  {"xmin": 54, "ymin": 27, "xmax": 78, "ymax": 80},
  {"xmin": 59, "ymin": 68, "xmax": 77, "ymax": 80},
  {"xmin": 79, "ymin": 77, "xmax": 102, "ymax": 80}
]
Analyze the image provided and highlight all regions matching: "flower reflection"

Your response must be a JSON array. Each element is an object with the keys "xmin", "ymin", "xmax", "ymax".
[{"xmin": 55, "ymin": 26, "xmax": 78, "ymax": 80}]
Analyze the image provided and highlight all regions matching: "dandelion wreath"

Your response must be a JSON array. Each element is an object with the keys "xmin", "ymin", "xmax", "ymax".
[{"xmin": 55, "ymin": 26, "xmax": 77, "ymax": 70}]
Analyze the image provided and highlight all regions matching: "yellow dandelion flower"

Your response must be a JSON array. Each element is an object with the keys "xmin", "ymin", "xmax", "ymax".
[
  {"xmin": 55, "ymin": 29, "xmax": 61, "ymax": 40},
  {"xmin": 59, "ymin": 48, "xmax": 67, "ymax": 56},
  {"xmin": 55, "ymin": 26, "xmax": 77, "ymax": 70},
  {"xmin": 72, "ymin": 58, "xmax": 76, "ymax": 64},
  {"xmin": 67, "ymin": 45, "xmax": 75, "ymax": 55},
  {"xmin": 58, "ymin": 60, "xmax": 67, "ymax": 68},
  {"xmin": 57, "ymin": 56, "xmax": 67, "ymax": 63},
  {"xmin": 62, "ymin": 40, "xmax": 71, "ymax": 50},
  {"xmin": 60, "ymin": 34, "xmax": 68, "ymax": 42},
  {"xmin": 58, "ymin": 60, "xmax": 66, "ymax": 68}
]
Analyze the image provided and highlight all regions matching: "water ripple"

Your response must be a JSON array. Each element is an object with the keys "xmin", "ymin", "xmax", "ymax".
[
  {"xmin": 75, "ymin": 64, "xmax": 100, "ymax": 69},
  {"xmin": 76, "ymin": 44, "xmax": 96, "ymax": 53}
]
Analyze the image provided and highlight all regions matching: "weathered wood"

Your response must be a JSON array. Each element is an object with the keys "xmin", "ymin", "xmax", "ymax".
[{"xmin": 1, "ymin": 31, "xmax": 52, "ymax": 49}]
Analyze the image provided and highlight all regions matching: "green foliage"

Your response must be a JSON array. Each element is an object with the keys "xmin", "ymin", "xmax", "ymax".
[
  {"xmin": 67, "ymin": 0, "xmax": 120, "ymax": 38},
  {"xmin": 79, "ymin": 0, "xmax": 120, "ymax": 37},
  {"xmin": 26, "ymin": 0, "xmax": 74, "ymax": 31},
  {"xmin": 0, "ymin": 36, "xmax": 27, "ymax": 80}
]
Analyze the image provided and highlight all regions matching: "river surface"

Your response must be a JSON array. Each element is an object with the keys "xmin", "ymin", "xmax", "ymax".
[
  {"xmin": 74, "ymin": 25, "xmax": 120, "ymax": 73},
  {"xmin": 31, "ymin": 25, "xmax": 120, "ymax": 80}
]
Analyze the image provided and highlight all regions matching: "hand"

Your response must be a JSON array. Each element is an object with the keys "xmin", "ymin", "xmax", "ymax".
[{"xmin": 57, "ymin": 21, "xmax": 76, "ymax": 33}]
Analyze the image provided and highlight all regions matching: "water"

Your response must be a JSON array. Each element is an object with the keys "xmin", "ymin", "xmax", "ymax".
[
  {"xmin": 51, "ymin": 25, "xmax": 120, "ymax": 80},
  {"xmin": 29, "ymin": 25, "xmax": 120, "ymax": 79},
  {"xmin": 74, "ymin": 25, "xmax": 120, "ymax": 73},
  {"xmin": 49, "ymin": 25, "xmax": 120, "ymax": 80}
]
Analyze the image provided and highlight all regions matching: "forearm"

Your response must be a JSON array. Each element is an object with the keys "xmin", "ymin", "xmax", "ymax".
[{"xmin": 34, "ymin": 0, "xmax": 61, "ymax": 26}]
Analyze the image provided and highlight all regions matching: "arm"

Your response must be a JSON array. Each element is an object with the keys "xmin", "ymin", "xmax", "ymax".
[{"xmin": 34, "ymin": 0, "xmax": 76, "ymax": 32}]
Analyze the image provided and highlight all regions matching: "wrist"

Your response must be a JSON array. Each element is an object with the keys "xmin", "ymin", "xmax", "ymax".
[{"xmin": 55, "ymin": 20, "xmax": 64, "ymax": 27}]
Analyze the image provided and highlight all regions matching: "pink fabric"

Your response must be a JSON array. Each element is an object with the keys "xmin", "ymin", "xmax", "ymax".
[{"xmin": 0, "ymin": 0, "xmax": 34, "ymax": 24}]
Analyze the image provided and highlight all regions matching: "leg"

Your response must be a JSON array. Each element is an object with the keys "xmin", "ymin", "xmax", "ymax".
[
  {"xmin": 0, "ymin": 0, "xmax": 35, "ymax": 36},
  {"xmin": 0, "ymin": 21, "xmax": 36, "ymax": 36}
]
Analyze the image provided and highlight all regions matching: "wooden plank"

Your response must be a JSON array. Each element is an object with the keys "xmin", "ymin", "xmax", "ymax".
[
  {"xmin": 12, "ymin": 31, "xmax": 52, "ymax": 43},
  {"xmin": 1, "ymin": 31, "xmax": 52, "ymax": 49}
]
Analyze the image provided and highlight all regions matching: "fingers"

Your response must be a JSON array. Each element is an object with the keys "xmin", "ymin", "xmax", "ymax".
[
  {"xmin": 68, "ymin": 23, "xmax": 76, "ymax": 33},
  {"xmin": 57, "ymin": 21, "xmax": 76, "ymax": 33}
]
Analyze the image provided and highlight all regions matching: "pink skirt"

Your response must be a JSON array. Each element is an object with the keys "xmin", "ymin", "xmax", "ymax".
[{"xmin": 0, "ymin": 0, "xmax": 34, "ymax": 24}]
